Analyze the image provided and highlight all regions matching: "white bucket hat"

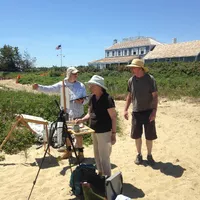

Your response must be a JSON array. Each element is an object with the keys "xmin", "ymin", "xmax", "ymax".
[
  {"xmin": 66, "ymin": 67, "xmax": 79, "ymax": 80},
  {"xmin": 85, "ymin": 75, "xmax": 108, "ymax": 90}
]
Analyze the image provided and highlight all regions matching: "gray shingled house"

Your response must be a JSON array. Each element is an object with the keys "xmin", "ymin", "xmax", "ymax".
[{"xmin": 144, "ymin": 40, "xmax": 200, "ymax": 63}]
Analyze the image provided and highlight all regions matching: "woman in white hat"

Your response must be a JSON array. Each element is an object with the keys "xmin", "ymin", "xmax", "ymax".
[
  {"xmin": 76, "ymin": 75, "xmax": 117, "ymax": 176},
  {"xmin": 32, "ymin": 67, "xmax": 87, "ymax": 161}
]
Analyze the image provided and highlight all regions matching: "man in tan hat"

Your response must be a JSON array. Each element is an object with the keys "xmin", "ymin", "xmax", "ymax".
[
  {"xmin": 32, "ymin": 67, "xmax": 87, "ymax": 162},
  {"xmin": 124, "ymin": 58, "xmax": 158, "ymax": 166}
]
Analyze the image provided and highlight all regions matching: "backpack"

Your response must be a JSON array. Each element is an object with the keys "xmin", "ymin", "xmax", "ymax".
[
  {"xmin": 48, "ymin": 120, "xmax": 67, "ymax": 148},
  {"xmin": 70, "ymin": 164, "xmax": 106, "ymax": 198}
]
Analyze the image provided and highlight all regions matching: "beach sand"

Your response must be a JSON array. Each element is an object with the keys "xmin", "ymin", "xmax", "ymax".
[{"xmin": 0, "ymin": 79, "xmax": 200, "ymax": 200}]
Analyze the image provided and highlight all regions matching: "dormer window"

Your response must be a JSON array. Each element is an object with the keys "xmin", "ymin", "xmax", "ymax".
[{"xmin": 107, "ymin": 51, "xmax": 109, "ymax": 57}]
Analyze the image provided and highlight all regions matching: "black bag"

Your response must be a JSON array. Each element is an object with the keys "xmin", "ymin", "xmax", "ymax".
[
  {"xmin": 70, "ymin": 164, "xmax": 106, "ymax": 198},
  {"xmin": 48, "ymin": 120, "xmax": 67, "ymax": 148}
]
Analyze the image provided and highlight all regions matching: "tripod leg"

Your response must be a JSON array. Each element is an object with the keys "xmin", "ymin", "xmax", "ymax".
[
  {"xmin": 64, "ymin": 124, "xmax": 80, "ymax": 166},
  {"xmin": 27, "ymin": 144, "xmax": 50, "ymax": 200}
]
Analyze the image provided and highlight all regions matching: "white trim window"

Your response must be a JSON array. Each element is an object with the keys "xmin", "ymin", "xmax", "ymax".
[
  {"xmin": 129, "ymin": 49, "xmax": 132, "ymax": 56},
  {"xmin": 118, "ymin": 50, "xmax": 121, "ymax": 56},
  {"xmin": 124, "ymin": 49, "xmax": 127, "ymax": 56}
]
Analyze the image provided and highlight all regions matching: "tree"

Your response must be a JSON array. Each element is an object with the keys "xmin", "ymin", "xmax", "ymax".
[
  {"xmin": 21, "ymin": 50, "xmax": 36, "ymax": 71},
  {"xmin": 0, "ymin": 45, "xmax": 36, "ymax": 72},
  {"xmin": 0, "ymin": 45, "xmax": 21, "ymax": 71}
]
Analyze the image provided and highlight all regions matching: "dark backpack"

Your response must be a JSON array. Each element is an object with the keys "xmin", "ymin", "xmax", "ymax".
[
  {"xmin": 48, "ymin": 120, "xmax": 67, "ymax": 148},
  {"xmin": 70, "ymin": 164, "xmax": 106, "ymax": 198}
]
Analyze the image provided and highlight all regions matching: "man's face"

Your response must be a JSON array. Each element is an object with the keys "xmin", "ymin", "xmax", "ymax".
[
  {"xmin": 70, "ymin": 72, "xmax": 78, "ymax": 81},
  {"xmin": 131, "ymin": 67, "xmax": 141, "ymax": 75}
]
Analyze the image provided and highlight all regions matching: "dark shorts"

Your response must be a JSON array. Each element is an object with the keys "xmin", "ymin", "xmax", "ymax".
[{"xmin": 131, "ymin": 110, "xmax": 157, "ymax": 140}]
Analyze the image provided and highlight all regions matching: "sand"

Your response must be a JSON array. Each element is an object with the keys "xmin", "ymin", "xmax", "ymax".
[{"xmin": 0, "ymin": 79, "xmax": 200, "ymax": 200}]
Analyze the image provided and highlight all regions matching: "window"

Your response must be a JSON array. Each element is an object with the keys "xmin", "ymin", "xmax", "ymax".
[
  {"xmin": 107, "ymin": 51, "xmax": 109, "ymax": 57},
  {"xmin": 129, "ymin": 49, "xmax": 132, "ymax": 55},
  {"xmin": 118, "ymin": 50, "xmax": 121, "ymax": 56},
  {"xmin": 112, "ymin": 51, "xmax": 115, "ymax": 57},
  {"xmin": 124, "ymin": 50, "xmax": 127, "ymax": 56}
]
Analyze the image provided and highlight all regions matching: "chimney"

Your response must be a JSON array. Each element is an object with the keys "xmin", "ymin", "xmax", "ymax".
[
  {"xmin": 113, "ymin": 39, "xmax": 117, "ymax": 45},
  {"xmin": 172, "ymin": 38, "xmax": 177, "ymax": 44}
]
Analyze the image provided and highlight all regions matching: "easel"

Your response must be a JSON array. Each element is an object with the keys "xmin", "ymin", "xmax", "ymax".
[{"xmin": 0, "ymin": 114, "xmax": 49, "ymax": 151}]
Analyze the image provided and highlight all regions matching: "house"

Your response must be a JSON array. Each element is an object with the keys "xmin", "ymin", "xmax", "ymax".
[
  {"xmin": 88, "ymin": 36, "xmax": 162, "ymax": 69},
  {"xmin": 144, "ymin": 40, "xmax": 200, "ymax": 63}
]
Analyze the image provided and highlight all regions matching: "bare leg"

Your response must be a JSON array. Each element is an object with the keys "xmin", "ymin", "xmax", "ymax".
[
  {"xmin": 66, "ymin": 138, "xmax": 72, "ymax": 147},
  {"xmin": 75, "ymin": 135, "xmax": 83, "ymax": 148},
  {"xmin": 135, "ymin": 138, "xmax": 142, "ymax": 154},
  {"xmin": 146, "ymin": 139, "xmax": 153, "ymax": 155}
]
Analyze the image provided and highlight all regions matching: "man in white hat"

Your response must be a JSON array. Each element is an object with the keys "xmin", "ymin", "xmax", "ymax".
[
  {"xmin": 32, "ymin": 67, "xmax": 87, "ymax": 161},
  {"xmin": 124, "ymin": 58, "xmax": 158, "ymax": 166}
]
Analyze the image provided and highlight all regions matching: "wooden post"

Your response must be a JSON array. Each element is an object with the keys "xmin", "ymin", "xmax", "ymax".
[{"xmin": 62, "ymin": 80, "xmax": 67, "ymax": 113}]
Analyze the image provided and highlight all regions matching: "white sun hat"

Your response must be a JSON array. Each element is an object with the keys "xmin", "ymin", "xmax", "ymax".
[{"xmin": 85, "ymin": 75, "xmax": 108, "ymax": 90}]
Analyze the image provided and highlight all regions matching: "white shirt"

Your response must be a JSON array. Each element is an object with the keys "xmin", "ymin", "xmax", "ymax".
[{"xmin": 38, "ymin": 79, "xmax": 88, "ymax": 118}]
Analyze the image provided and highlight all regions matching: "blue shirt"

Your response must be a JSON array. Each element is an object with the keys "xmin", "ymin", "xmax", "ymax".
[{"xmin": 38, "ymin": 78, "xmax": 88, "ymax": 118}]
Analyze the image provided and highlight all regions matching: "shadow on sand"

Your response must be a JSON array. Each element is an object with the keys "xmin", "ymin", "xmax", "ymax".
[
  {"xmin": 141, "ymin": 160, "xmax": 186, "ymax": 178},
  {"xmin": 34, "ymin": 154, "xmax": 59, "ymax": 169},
  {"xmin": 123, "ymin": 183, "xmax": 145, "ymax": 199}
]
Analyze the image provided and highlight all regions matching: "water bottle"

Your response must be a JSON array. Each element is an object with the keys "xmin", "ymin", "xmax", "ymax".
[
  {"xmin": 69, "ymin": 109, "xmax": 74, "ymax": 122},
  {"xmin": 57, "ymin": 122, "xmax": 63, "ymax": 147}
]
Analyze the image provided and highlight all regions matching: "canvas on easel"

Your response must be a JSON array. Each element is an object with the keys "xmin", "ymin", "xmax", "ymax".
[{"xmin": 0, "ymin": 114, "xmax": 49, "ymax": 151}]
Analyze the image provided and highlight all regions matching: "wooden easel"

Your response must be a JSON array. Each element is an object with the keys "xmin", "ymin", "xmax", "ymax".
[{"xmin": 0, "ymin": 114, "xmax": 49, "ymax": 151}]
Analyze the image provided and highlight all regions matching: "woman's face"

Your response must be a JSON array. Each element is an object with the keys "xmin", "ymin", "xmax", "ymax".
[
  {"xmin": 88, "ymin": 84, "xmax": 102, "ymax": 94},
  {"xmin": 88, "ymin": 84, "xmax": 95, "ymax": 93}
]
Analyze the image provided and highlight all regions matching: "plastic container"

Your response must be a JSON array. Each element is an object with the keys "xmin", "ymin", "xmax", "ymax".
[
  {"xmin": 69, "ymin": 109, "xmax": 74, "ymax": 122},
  {"xmin": 57, "ymin": 122, "xmax": 63, "ymax": 146}
]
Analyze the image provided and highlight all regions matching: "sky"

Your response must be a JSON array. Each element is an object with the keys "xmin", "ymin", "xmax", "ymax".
[{"xmin": 1, "ymin": 0, "xmax": 200, "ymax": 67}]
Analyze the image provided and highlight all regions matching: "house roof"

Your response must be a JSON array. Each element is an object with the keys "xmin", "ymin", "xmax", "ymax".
[
  {"xmin": 144, "ymin": 40, "xmax": 200, "ymax": 59},
  {"xmin": 106, "ymin": 37, "xmax": 162, "ymax": 50},
  {"xmin": 88, "ymin": 55, "xmax": 137, "ymax": 64}
]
